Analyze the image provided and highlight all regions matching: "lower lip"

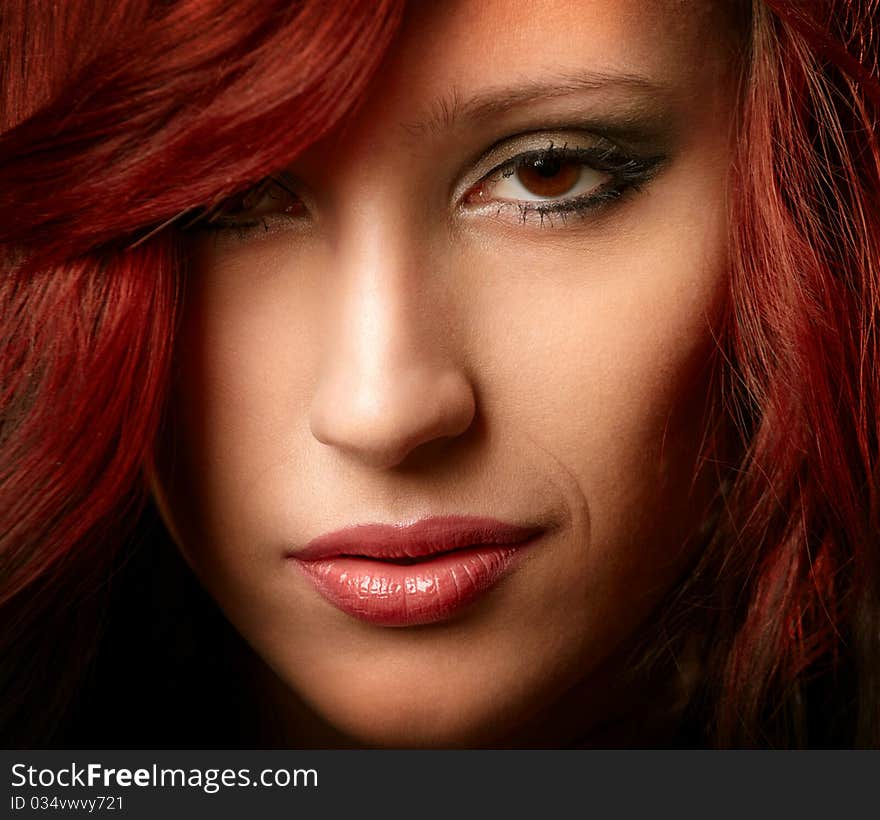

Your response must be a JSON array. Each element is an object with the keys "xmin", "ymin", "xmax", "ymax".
[{"xmin": 291, "ymin": 543, "xmax": 533, "ymax": 627}]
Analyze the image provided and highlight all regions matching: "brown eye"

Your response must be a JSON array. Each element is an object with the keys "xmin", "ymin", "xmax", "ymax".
[
  {"xmin": 225, "ymin": 178, "xmax": 305, "ymax": 220},
  {"xmin": 465, "ymin": 150, "xmax": 608, "ymax": 207},
  {"xmin": 514, "ymin": 156, "xmax": 583, "ymax": 198},
  {"xmin": 195, "ymin": 176, "xmax": 307, "ymax": 233}
]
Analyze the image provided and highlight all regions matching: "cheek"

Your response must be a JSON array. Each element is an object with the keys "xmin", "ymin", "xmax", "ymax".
[
  {"xmin": 460, "ymin": 178, "xmax": 728, "ymax": 564},
  {"xmin": 435, "ymin": 196, "xmax": 729, "ymax": 696},
  {"xmin": 160, "ymin": 242, "xmax": 329, "ymax": 549}
]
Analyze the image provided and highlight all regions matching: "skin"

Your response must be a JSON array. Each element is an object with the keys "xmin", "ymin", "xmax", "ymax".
[{"xmin": 154, "ymin": 0, "xmax": 742, "ymax": 746}]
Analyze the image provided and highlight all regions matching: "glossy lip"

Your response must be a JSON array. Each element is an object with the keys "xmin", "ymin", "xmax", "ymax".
[{"xmin": 287, "ymin": 516, "xmax": 545, "ymax": 627}]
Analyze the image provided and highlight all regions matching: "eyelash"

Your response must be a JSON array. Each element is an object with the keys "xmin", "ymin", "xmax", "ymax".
[
  {"xmin": 184, "ymin": 174, "xmax": 301, "ymax": 240},
  {"xmin": 473, "ymin": 143, "xmax": 664, "ymax": 226},
  {"xmin": 187, "ymin": 142, "xmax": 664, "ymax": 238}
]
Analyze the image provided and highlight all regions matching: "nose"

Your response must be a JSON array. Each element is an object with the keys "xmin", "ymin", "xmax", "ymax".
[{"xmin": 308, "ymin": 243, "xmax": 476, "ymax": 471}]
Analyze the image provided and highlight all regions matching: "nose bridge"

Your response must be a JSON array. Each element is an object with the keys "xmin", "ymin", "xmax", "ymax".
[{"xmin": 308, "ymin": 220, "xmax": 475, "ymax": 470}]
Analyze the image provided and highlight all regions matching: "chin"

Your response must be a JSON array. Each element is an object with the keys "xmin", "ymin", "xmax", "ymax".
[
  {"xmin": 317, "ymin": 703, "xmax": 513, "ymax": 749},
  {"xmin": 289, "ymin": 671, "xmax": 537, "ymax": 748}
]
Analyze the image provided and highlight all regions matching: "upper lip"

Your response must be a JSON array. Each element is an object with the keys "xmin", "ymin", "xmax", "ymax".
[{"xmin": 290, "ymin": 515, "xmax": 545, "ymax": 561}]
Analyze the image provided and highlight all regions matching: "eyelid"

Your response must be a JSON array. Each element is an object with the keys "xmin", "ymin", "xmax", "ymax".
[
  {"xmin": 454, "ymin": 130, "xmax": 637, "ymax": 204},
  {"xmin": 238, "ymin": 171, "xmax": 304, "ymax": 211},
  {"xmin": 221, "ymin": 171, "xmax": 303, "ymax": 213},
  {"xmin": 456, "ymin": 136, "xmax": 667, "ymax": 230},
  {"xmin": 179, "ymin": 171, "xmax": 311, "ymax": 237}
]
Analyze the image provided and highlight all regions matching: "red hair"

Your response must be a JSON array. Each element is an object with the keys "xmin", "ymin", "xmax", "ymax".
[
  {"xmin": 651, "ymin": 0, "xmax": 880, "ymax": 746},
  {"xmin": 1, "ymin": 0, "xmax": 878, "ymax": 747},
  {"xmin": 0, "ymin": 0, "xmax": 405, "ymax": 745}
]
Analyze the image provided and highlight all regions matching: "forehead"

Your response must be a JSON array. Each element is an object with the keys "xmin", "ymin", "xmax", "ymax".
[
  {"xmin": 283, "ymin": 0, "xmax": 746, "ymax": 196},
  {"xmin": 310, "ymin": 0, "xmax": 741, "ymax": 159},
  {"xmin": 382, "ymin": 0, "xmax": 736, "ymax": 107}
]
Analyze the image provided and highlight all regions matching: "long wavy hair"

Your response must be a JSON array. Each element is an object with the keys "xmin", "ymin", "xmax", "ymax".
[{"xmin": 1, "ymin": 0, "xmax": 878, "ymax": 747}]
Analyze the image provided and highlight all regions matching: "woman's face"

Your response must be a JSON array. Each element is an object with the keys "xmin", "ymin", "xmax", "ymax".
[{"xmin": 155, "ymin": 0, "xmax": 739, "ymax": 745}]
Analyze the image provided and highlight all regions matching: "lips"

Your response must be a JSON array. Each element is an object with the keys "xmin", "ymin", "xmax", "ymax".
[{"xmin": 287, "ymin": 516, "xmax": 544, "ymax": 627}]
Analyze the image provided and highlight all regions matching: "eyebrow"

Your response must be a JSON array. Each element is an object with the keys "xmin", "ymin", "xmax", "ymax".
[{"xmin": 402, "ymin": 69, "xmax": 674, "ymax": 136}]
